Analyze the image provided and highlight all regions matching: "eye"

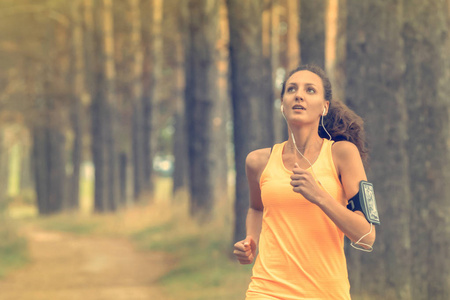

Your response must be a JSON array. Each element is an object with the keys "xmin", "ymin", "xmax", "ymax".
[
  {"xmin": 306, "ymin": 87, "xmax": 316, "ymax": 94},
  {"xmin": 287, "ymin": 86, "xmax": 296, "ymax": 93}
]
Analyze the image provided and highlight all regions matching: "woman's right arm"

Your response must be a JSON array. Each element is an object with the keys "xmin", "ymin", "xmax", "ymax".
[{"xmin": 233, "ymin": 148, "xmax": 270, "ymax": 264}]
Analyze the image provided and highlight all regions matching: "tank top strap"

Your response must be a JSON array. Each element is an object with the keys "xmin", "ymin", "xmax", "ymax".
[{"xmin": 259, "ymin": 141, "xmax": 288, "ymax": 188}]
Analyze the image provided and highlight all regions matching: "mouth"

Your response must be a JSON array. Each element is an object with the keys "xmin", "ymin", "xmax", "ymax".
[{"xmin": 292, "ymin": 105, "xmax": 306, "ymax": 111}]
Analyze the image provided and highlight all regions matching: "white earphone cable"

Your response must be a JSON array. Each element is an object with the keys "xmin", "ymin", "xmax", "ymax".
[
  {"xmin": 283, "ymin": 108, "xmax": 373, "ymax": 253},
  {"xmin": 350, "ymin": 223, "xmax": 373, "ymax": 252},
  {"xmin": 321, "ymin": 113, "xmax": 332, "ymax": 141}
]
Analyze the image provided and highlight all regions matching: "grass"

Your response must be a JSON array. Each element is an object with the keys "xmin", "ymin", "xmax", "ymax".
[
  {"xmin": 130, "ymin": 205, "xmax": 253, "ymax": 300},
  {"xmin": 37, "ymin": 214, "xmax": 100, "ymax": 235},
  {"xmin": 0, "ymin": 217, "xmax": 29, "ymax": 278},
  {"xmin": 27, "ymin": 200, "xmax": 253, "ymax": 299},
  {"xmin": 3, "ymin": 177, "xmax": 253, "ymax": 299}
]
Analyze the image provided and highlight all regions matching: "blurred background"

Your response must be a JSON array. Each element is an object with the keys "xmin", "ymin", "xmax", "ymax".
[{"xmin": 0, "ymin": 0, "xmax": 449, "ymax": 299}]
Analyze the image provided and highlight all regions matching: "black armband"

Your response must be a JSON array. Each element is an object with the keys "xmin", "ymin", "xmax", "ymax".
[{"xmin": 347, "ymin": 181, "xmax": 380, "ymax": 225}]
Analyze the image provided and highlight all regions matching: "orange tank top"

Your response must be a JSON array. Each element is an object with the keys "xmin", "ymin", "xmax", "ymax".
[{"xmin": 246, "ymin": 139, "xmax": 351, "ymax": 300}]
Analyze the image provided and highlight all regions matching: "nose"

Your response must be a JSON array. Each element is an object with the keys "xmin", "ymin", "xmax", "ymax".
[{"xmin": 294, "ymin": 90, "xmax": 304, "ymax": 102}]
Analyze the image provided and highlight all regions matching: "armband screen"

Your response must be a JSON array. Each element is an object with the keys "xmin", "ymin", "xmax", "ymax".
[{"xmin": 347, "ymin": 181, "xmax": 380, "ymax": 225}]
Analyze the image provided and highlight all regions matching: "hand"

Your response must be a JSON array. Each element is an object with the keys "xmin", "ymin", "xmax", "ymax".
[
  {"xmin": 290, "ymin": 163, "xmax": 322, "ymax": 204},
  {"xmin": 233, "ymin": 236, "xmax": 257, "ymax": 264}
]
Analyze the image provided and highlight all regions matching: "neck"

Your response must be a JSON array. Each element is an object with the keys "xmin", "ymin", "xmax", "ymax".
[{"xmin": 286, "ymin": 124, "xmax": 322, "ymax": 156}]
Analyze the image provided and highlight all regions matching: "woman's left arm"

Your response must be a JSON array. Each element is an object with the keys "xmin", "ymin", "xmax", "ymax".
[{"xmin": 290, "ymin": 141, "xmax": 376, "ymax": 248}]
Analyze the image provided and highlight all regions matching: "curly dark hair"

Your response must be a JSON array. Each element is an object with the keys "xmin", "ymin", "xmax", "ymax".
[{"xmin": 281, "ymin": 64, "xmax": 368, "ymax": 162}]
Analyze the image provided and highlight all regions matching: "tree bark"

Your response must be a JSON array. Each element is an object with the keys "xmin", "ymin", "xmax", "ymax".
[
  {"xmin": 92, "ymin": 0, "xmax": 119, "ymax": 212},
  {"xmin": 0, "ymin": 131, "xmax": 7, "ymax": 207},
  {"xmin": 69, "ymin": 0, "xmax": 86, "ymax": 211},
  {"xmin": 171, "ymin": 0, "xmax": 189, "ymax": 196},
  {"xmin": 33, "ymin": 102, "xmax": 66, "ymax": 215},
  {"xmin": 346, "ymin": 1, "xmax": 411, "ymax": 298},
  {"xmin": 32, "ymin": 18, "xmax": 69, "ymax": 215},
  {"xmin": 141, "ymin": 0, "xmax": 156, "ymax": 196},
  {"xmin": 402, "ymin": 1, "xmax": 450, "ymax": 298},
  {"xmin": 276, "ymin": 0, "xmax": 299, "ymax": 143},
  {"xmin": 285, "ymin": 0, "xmax": 300, "ymax": 72},
  {"xmin": 227, "ymin": 0, "xmax": 273, "ymax": 242},
  {"xmin": 128, "ymin": 0, "xmax": 146, "ymax": 200},
  {"xmin": 212, "ymin": 0, "xmax": 230, "ymax": 204},
  {"xmin": 32, "ymin": 126, "xmax": 49, "ymax": 214},
  {"xmin": 299, "ymin": 0, "xmax": 325, "ymax": 67},
  {"xmin": 325, "ymin": 0, "xmax": 346, "ymax": 102},
  {"xmin": 90, "ymin": 0, "xmax": 105, "ymax": 212},
  {"xmin": 103, "ymin": 0, "xmax": 119, "ymax": 211},
  {"xmin": 184, "ymin": 0, "xmax": 221, "ymax": 222},
  {"xmin": 267, "ymin": 0, "xmax": 277, "ymax": 145}
]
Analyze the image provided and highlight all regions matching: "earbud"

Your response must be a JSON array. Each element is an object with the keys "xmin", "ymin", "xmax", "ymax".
[
  {"xmin": 322, "ymin": 107, "xmax": 326, "ymax": 116},
  {"xmin": 281, "ymin": 105, "xmax": 287, "ymax": 120}
]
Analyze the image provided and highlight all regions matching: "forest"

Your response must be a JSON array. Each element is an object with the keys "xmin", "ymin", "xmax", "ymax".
[{"xmin": 0, "ymin": 0, "xmax": 449, "ymax": 299}]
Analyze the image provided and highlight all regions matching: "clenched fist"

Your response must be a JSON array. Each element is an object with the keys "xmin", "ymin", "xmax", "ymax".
[{"xmin": 233, "ymin": 236, "xmax": 257, "ymax": 264}]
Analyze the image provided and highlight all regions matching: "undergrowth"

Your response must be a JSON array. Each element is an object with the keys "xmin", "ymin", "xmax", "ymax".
[
  {"xmin": 131, "ymin": 208, "xmax": 253, "ymax": 300},
  {"xmin": 0, "ymin": 218, "xmax": 28, "ymax": 278},
  {"xmin": 30, "ymin": 200, "xmax": 253, "ymax": 299},
  {"xmin": 3, "ymin": 176, "xmax": 253, "ymax": 299}
]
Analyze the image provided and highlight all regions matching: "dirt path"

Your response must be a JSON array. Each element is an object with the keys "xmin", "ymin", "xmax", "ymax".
[{"xmin": 0, "ymin": 228, "xmax": 174, "ymax": 300}]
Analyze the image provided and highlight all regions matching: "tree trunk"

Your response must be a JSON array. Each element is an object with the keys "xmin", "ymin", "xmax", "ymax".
[
  {"xmin": 325, "ymin": 0, "xmax": 346, "ymax": 102},
  {"xmin": 141, "ymin": 0, "xmax": 156, "ymax": 196},
  {"xmin": 184, "ymin": 0, "xmax": 221, "ymax": 222},
  {"xmin": 104, "ymin": 0, "xmax": 119, "ymax": 211},
  {"xmin": 284, "ymin": 0, "xmax": 300, "ymax": 72},
  {"xmin": 129, "ymin": 0, "xmax": 146, "ymax": 200},
  {"xmin": 0, "ymin": 131, "xmax": 8, "ymax": 207},
  {"xmin": 227, "ymin": 0, "xmax": 273, "ymax": 242},
  {"xmin": 171, "ymin": 0, "xmax": 189, "ymax": 195},
  {"xmin": 19, "ymin": 135, "xmax": 33, "ymax": 193},
  {"xmin": 276, "ymin": 0, "xmax": 300, "ymax": 143},
  {"xmin": 267, "ymin": 0, "xmax": 277, "ymax": 145},
  {"xmin": 212, "ymin": 0, "xmax": 230, "ymax": 205},
  {"xmin": 346, "ymin": 1, "xmax": 410, "ymax": 298},
  {"xmin": 87, "ymin": 0, "xmax": 105, "ymax": 212},
  {"xmin": 119, "ymin": 152, "xmax": 127, "ymax": 201},
  {"xmin": 32, "ymin": 104, "xmax": 66, "ymax": 215},
  {"xmin": 172, "ymin": 106, "xmax": 189, "ymax": 196},
  {"xmin": 91, "ymin": 86, "xmax": 106, "ymax": 211},
  {"xmin": 32, "ymin": 19, "xmax": 68, "ymax": 215},
  {"xmin": 47, "ymin": 122, "xmax": 66, "ymax": 214},
  {"xmin": 299, "ymin": 0, "xmax": 325, "ymax": 67},
  {"xmin": 69, "ymin": 0, "xmax": 86, "ymax": 211},
  {"xmin": 83, "ymin": 0, "xmax": 95, "ymax": 103},
  {"xmin": 32, "ymin": 127, "xmax": 48, "ymax": 214},
  {"xmin": 402, "ymin": 1, "xmax": 450, "ymax": 299},
  {"xmin": 92, "ymin": 0, "xmax": 119, "ymax": 212}
]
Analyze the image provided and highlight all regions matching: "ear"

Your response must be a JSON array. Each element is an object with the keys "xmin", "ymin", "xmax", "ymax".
[{"xmin": 323, "ymin": 101, "xmax": 330, "ymax": 116}]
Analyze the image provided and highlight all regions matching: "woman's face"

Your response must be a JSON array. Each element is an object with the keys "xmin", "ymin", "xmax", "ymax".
[{"xmin": 281, "ymin": 70, "xmax": 329, "ymax": 125}]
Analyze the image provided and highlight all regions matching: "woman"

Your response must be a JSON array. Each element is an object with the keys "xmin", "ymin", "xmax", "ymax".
[{"xmin": 233, "ymin": 64, "xmax": 376, "ymax": 299}]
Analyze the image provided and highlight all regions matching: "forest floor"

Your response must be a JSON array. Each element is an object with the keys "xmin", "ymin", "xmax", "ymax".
[
  {"xmin": 0, "ymin": 178, "xmax": 251, "ymax": 300},
  {"xmin": 0, "ymin": 224, "xmax": 174, "ymax": 300}
]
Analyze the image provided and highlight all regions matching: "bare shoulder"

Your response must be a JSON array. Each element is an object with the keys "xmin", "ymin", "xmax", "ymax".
[
  {"xmin": 245, "ymin": 148, "xmax": 271, "ymax": 180},
  {"xmin": 331, "ymin": 140, "xmax": 360, "ymax": 161},
  {"xmin": 331, "ymin": 141, "xmax": 365, "ymax": 179}
]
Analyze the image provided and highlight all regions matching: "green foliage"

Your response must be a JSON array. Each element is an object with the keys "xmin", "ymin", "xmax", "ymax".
[
  {"xmin": 132, "ymin": 218, "xmax": 253, "ymax": 300},
  {"xmin": 0, "ymin": 219, "xmax": 28, "ymax": 278},
  {"xmin": 37, "ymin": 215, "xmax": 99, "ymax": 235}
]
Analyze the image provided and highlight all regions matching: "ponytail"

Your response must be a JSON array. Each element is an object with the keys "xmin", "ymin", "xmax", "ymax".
[{"xmin": 319, "ymin": 99, "xmax": 369, "ymax": 163}]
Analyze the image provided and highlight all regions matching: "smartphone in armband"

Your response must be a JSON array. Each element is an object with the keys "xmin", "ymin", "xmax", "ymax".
[{"xmin": 347, "ymin": 181, "xmax": 380, "ymax": 225}]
